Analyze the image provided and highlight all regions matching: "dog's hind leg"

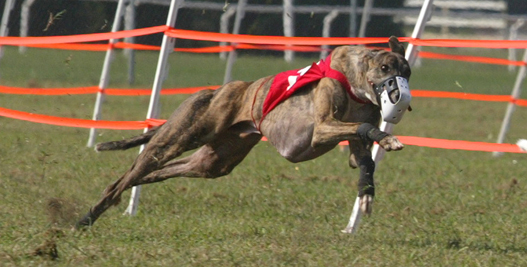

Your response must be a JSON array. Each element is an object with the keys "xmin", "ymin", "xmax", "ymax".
[
  {"xmin": 76, "ymin": 150, "xmax": 162, "ymax": 228},
  {"xmin": 76, "ymin": 82, "xmax": 256, "ymax": 228},
  {"xmin": 76, "ymin": 90, "xmax": 219, "ymax": 228},
  {"xmin": 76, "ymin": 128, "xmax": 261, "ymax": 228},
  {"xmin": 134, "ymin": 129, "xmax": 262, "ymax": 185}
]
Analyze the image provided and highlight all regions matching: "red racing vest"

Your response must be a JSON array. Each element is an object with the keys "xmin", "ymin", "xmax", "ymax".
[{"xmin": 260, "ymin": 55, "xmax": 368, "ymax": 126}]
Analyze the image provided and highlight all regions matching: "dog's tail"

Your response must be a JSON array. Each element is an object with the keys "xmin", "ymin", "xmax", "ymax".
[{"xmin": 95, "ymin": 126, "xmax": 161, "ymax": 152}]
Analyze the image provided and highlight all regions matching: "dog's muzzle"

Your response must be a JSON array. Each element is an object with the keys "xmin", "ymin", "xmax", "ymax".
[{"xmin": 374, "ymin": 76, "xmax": 411, "ymax": 124}]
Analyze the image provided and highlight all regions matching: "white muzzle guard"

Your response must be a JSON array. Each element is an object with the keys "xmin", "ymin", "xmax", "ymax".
[{"xmin": 375, "ymin": 76, "xmax": 411, "ymax": 124}]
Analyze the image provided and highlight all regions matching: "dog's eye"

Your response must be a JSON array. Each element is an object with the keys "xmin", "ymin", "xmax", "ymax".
[{"xmin": 381, "ymin": 65, "xmax": 390, "ymax": 72}]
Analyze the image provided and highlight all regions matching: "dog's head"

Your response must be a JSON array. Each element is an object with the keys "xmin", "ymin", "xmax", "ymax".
[{"xmin": 332, "ymin": 37, "xmax": 412, "ymax": 123}]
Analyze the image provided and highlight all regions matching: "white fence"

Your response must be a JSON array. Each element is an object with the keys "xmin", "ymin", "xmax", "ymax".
[{"xmin": 404, "ymin": 0, "xmax": 509, "ymax": 36}]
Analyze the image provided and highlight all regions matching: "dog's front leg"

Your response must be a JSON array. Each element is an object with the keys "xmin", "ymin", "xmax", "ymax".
[
  {"xmin": 349, "ymin": 141, "xmax": 375, "ymax": 215},
  {"xmin": 309, "ymin": 83, "xmax": 403, "ymax": 151},
  {"xmin": 311, "ymin": 120, "xmax": 404, "ymax": 153},
  {"xmin": 357, "ymin": 156, "xmax": 375, "ymax": 214},
  {"xmin": 357, "ymin": 123, "xmax": 404, "ymax": 151}
]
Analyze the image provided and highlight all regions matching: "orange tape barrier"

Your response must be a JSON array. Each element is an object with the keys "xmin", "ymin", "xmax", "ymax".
[
  {"xmin": 2, "ymin": 85, "xmax": 526, "ymax": 107},
  {"xmin": 418, "ymin": 51, "xmax": 526, "ymax": 67},
  {"xmin": 0, "ymin": 85, "xmax": 219, "ymax": 95},
  {"xmin": 337, "ymin": 137, "xmax": 525, "ymax": 153},
  {"xmin": 0, "ymin": 105, "xmax": 523, "ymax": 153},
  {"xmin": 165, "ymin": 28, "xmax": 387, "ymax": 46},
  {"xmin": 397, "ymin": 136, "xmax": 525, "ymax": 153},
  {"xmin": 19, "ymin": 42, "xmax": 323, "ymax": 53},
  {"xmin": 20, "ymin": 42, "xmax": 162, "ymax": 52},
  {"xmin": 0, "ymin": 86, "xmax": 100, "ymax": 95},
  {"xmin": 0, "ymin": 26, "xmax": 168, "ymax": 45},
  {"xmin": 0, "ymin": 106, "xmax": 165, "ymax": 130},
  {"xmin": 4, "ymin": 26, "xmax": 526, "ymax": 67},
  {"xmin": 411, "ymin": 90, "xmax": 527, "ymax": 107},
  {"xmin": 411, "ymin": 90, "xmax": 510, "ymax": 101},
  {"xmin": 21, "ymin": 41, "xmax": 525, "ymax": 67},
  {"xmin": 410, "ymin": 38, "xmax": 527, "ymax": 49},
  {"xmin": 105, "ymin": 86, "xmax": 220, "ymax": 96},
  {"xmin": 3, "ymin": 25, "xmax": 527, "ymax": 49},
  {"xmin": 21, "ymin": 41, "xmax": 524, "ymax": 67},
  {"xmin": 165, "ymin": 28, "xmax": 527, "ymax": 49},
  {"xmin": 2, "ymin": 26, "xmax": 527, "ymax": 154}
]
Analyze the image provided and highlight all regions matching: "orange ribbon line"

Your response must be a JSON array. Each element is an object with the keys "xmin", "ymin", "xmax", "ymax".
[
  {"xmin": 165, "ymin": 28, "xmax": 392, "ymax": 46},
  {"xmin": 408, "ymin": 38, "xmax": 527, "ymax": 49},
  {"xmin": 0, "ymin": 106, "xmax": 165, "ymax": 130},
  {"xmin": 1, "ymin": 86, "xmax": 525, "ymax": 107},
  {"xmin": 411, "ymin": 90, "xmax": 527, "ymax": 107},
  {"xmin": 0, "ymin": 86, "xmax": 220, "ymax": 95},
  {"xmin": 2, "ymin": 26, "xmax": 527, "ymax": 49},
  {"xmin": 339, "ymin": 137, "xmax": 526, "ymax": 153},
  {"xmin": 0, "ymin": 106, "xmax": 523, "ymax": 153},
  {"xmin": 397, "ymin": 136, "xmax": 525, "ymax": 153},
  {"xmin": 418, "ymin": 51, "xmax": 527, "ymax": 66},
  {"xmin": 0, "ymin": 26, "xmax": 168, "ymax": 45},
  {"xmin": 165, "ymin": 29, "xmax": 527, "ymax": 48}
]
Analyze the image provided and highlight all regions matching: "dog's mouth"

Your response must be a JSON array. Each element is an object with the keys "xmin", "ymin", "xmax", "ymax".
[
  {"xmin": 368, "ymin": 80, "xmax": 375, "ymax": 89},
  {"xmin": 369, "ymin": 78, "xmax": 412, "ymax": 112},
  {"xmin": 366, "ymin": 80, "xmax": 378, "ymax": 103}
]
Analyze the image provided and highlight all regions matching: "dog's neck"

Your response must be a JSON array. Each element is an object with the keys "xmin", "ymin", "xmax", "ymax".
[{"xmin": 323, "ymin": 55, "xmax": 370, "ymax": 105}]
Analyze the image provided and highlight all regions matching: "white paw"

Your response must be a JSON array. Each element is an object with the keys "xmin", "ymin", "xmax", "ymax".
[
  {"xmin": 341, "ymin": 227, "xmax": 354, "ymax": 234},
  {"xmin": 360, "ymin": 194, "xmax": 373, "ymax": 215},
  {"xmin": 380, "ymin": 136, "xmax": 404, "ymax": 151}
]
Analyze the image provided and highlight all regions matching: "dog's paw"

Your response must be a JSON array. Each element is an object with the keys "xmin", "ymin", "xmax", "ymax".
[
  {"xmin": 379, "ymin": 135, "xmax": 404, "ymax": 151},
  {"xmin": 360, "ymin": 194, "xmax": 373, "ymax": 215}
]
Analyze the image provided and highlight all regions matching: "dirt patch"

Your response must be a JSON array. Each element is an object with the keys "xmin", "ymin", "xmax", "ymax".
[
  {"xmin": 46, "ymin": 197, "xmax": 80, "ymax": 227},
  {"xmin": 30, "ymin": 228, "xmax": 64, "ymax": 261}
]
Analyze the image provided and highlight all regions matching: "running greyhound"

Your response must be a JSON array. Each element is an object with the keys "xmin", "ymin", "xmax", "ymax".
[{"xmin": 76, "ymin": 36, "xmax": 412, "ymax": 229}]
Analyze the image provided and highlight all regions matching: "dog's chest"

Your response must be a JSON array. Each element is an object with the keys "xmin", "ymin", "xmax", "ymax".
[{"xmin": 339, "ymin": 103, "xmax": 380, "ymax": 124}]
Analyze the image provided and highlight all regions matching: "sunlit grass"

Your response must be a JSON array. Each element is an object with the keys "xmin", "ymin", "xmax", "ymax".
[{"xmin": 1, "ymin": 46, "xmax": 527, "ymax": 266}]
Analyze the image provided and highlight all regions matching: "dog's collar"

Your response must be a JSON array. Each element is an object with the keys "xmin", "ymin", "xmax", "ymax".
[{"xmin": 321, "ymin": 55, "xmax": 370, "ymax": 104}]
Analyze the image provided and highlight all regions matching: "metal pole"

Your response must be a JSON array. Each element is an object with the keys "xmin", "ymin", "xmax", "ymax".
[
  {"xmin": 402, "ymin": 0, "xmax": 434, "ymax": 68},
  {"xmin": 124, "ymin": 0, "xmax": 184, "ymax": 216},
  {"xmin": 124, "ymin": 0, "xmax": 136, "ymax": 85},
  {"xmin": 219, "ymin": 6, "xmax": 236, "ymax": 60},
  {"xmin": 87, "ymin": 0, "xmax": 127, "ymax": 147},
  {"xmin": 343, "ymin": 0, "xmax": 434, "ymax": 234},
  {"xmin": 283, "ymin": 0, "xmax": 295, "ymax": 62},
  {"xmin": 493, "ymin": 48, "xmax": 527, "ymax": 157},
  {"xmin": 508, "ymin": 19, "xmax": 525, "ymax": 72},
  {"xmin": 321, "ymin": 10, "xmax": 339, "ymax": 59},
  {"xmin": 358, "ymin": 0, "xmax": 373, "ymax": 38},
  {"xmin": 223, "ymin": 0, "xmax": 246, "ymax": 84},
  {"xmin": 0, "ymin": 0, "xmax": 16, "ymax": 59},
  {"xmin": 349, "ymin": 0, "xmax": 357, "ymax": 37},
  {"xmin": 19, "ymin": 0, "xmax": 36, "ymax": 54}
]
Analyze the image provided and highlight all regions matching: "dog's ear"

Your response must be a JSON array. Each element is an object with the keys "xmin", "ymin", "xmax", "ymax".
[{"xmin": 389, "ymin": 36, "xmax": 405, "ymax": 57}]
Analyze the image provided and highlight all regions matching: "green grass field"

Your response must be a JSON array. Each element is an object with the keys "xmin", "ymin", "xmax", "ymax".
[{"xmin": 1, "ymin": 46, "xmax": 527, "ymax": 266}]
